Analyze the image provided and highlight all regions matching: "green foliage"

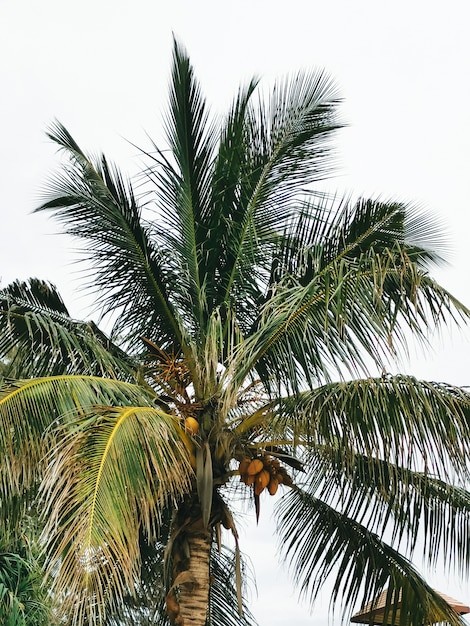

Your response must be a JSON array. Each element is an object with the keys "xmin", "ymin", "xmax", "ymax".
[{"xmin": 0, "ymin": 516, "xmax": 53, "ymax": 626}]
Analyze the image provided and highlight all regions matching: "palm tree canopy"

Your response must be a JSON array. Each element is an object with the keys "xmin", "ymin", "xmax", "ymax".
[{"xmin": 1, "ymin": 38, "xmax": 470, "ymax": 626}]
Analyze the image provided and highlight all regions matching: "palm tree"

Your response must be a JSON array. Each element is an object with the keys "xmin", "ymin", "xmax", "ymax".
[{"xmin": 1, "ymin": 38, "xmax": 470, "ymax": 626}]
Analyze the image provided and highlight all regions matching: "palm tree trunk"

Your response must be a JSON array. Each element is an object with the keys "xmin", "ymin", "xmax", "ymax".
[
  {"xmin": 178, "ymin": 519, "xmax": 211, "ymax": 626},
  {"xmin": 167, "ymin": 516, "xmax": 212, "ymax": 626}
]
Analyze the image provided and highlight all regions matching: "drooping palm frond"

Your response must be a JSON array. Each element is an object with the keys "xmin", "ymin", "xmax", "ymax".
[
  {"xmin": 0, "ymin": 375, "xmax": 154, "ymax": 500},
  {"xmin": 302, "ymin": 447, "xmax": 470, "ymax": 573},
  {"xmin": 40, "ymin": 405, "xmax": 193, "ymax": 625},
  {"xmin": 275, "ymin": 488, "xmax": 466, "ymax": 626},
  {"xmin": 0, "ymin": 279, "xmax": 135, "ymax": 378},
  {"xmin": 99, "ymin": 508, "xmax": 173, "ymax": 626},
  {"xmin": 318, "ymin": 196, "xmax": 449, "ymax": 270},
  {"xmin": 206, "ymin": 544, "xmax": 258, "ymax": 626},
  {"xmin": 274, "ymin": 196, "xmax": 449, "ymax": 290}
]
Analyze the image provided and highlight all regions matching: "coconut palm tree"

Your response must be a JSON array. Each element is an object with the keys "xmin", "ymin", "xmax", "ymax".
[{"xmin": 1, "ymin": 38, "xmax": 470, "ymax": 626}]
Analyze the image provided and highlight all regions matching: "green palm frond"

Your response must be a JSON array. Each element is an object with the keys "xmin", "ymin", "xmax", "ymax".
[
  {"xmin": 206, "ymin": 544, "xmax": 258, "ymax": 626},
  {"xmin": 36, "ymin": 122, "xmax": 185, "ymax": 352},
  {"xmin": 275, "ymin": 488, "xmax": 466, "ymax": 626},
  {"xmin": 212, "ymin": 69, "xmax": 342, "ymax": 323},
  {"xmin": 141, "ymin": 38, "xmax": 218, "ymax": 332},
  {"xmin": 247, "ymin": 67, "xmax": 342, "ymax": 200},
  {"xmin": 160, "ymin": 39, "xmax": 215, "ymax": 325},
  {"xmin": 0, "ymin": 375, "xmax": 154, "ymax": 499},
  {"xmin": 275, "ymin": 196, "xmax": 449, "ymax": 288},
  {"xmin": 275, "ymin": 376, "xmax": 470, "ymax": 480},
  {"xmin": 304, "ymin": 448, "xmax": 470, "ymax": 571},
  {"xmin": 229, "ymin": 228, "xmax": 469, "ymax": 392},
  {"xmin": 40, "ymin": 405, "xmax": 193, "ymax": 625},
  {"xmin": 203, "ymin": 78, "xmax": 263, "ymax": 314},
  {"xmin": 0, "ymin": 279, "xmax": 135, "ymax": 378},
  {"xmin": 320, "ymin": 197, "xmax": 449, "ymax": 269}
]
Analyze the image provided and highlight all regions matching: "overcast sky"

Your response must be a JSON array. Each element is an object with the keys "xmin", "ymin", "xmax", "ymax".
[{"xmin": 1, "ymin": 1, "xmax": 469, "ymax": 624}]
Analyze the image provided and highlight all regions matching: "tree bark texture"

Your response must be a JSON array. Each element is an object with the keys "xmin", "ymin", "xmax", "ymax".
[{"xmin": 167, "ymin": 517, "xmax": 211, "ymax": 626}]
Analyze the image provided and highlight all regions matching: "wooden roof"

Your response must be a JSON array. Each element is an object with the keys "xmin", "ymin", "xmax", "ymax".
[{"xmin": 351, "ymin": 589, "xmax": 470, "ymax": 625}]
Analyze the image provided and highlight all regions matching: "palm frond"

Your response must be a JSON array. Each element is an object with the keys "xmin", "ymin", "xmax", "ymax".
[
  {"xmin": 207, "ymin": 68, "xmax": 342, "ymax": 324},
  {"xmin": 202, "ymin": 78, "xmax": 262, "ymax": 314},
  {"xmin": 36, "ymin": 122, "xmax": 185, "ymax": 352},
  {"xmin": 275, "ymin": 376, "xmax": 470, "ymax": 481},
  {"xmin": 0, "ymin": 375, "xmax": 153, "ymax": 499},
  {"xmin": 143, "ymin": 37, "xmax": 217, "ymax": 329},
  {"xmin": 40, "ymin": 405, "xmax": 193, "ymax": 625},
  {"xmin": 303, "ymin": 447, "xmax": 470, "ymax": 573},
  {"xmin": 0, "ymin": 279, "xmax": 135, "ymax": 378},
  {"xmin": 206, "ymin": 544, "xmax": 258, "ymax": 626},
  {"xmin": 101, "ymin": 509, "xmax": 173, "ymax": 626},
  {"xmin": 228, "ymin": 227, "xmax": 469, "ymax": 392},
  {"xmin": 274, "ymin": 196, "xmax": 449, "ymax": 289},
  {"xmin": 275, "ymin": 488, "xmax": 467, "ymax": 626},
  {"xmin": 320, "ymin": 196, "xmax": 449, "ymax": 269},
  {"xmin": 248, "ymin": 68, "xmax": 342, "ymax": 202}
]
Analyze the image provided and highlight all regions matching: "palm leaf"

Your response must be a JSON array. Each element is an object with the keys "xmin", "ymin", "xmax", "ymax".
[
  {"xmin": 275, "ymin": 376, "xmax": 470, "ymax": 481},
  {"xmin": 143, "ymin": 37, "xmax": 217, "ymax": 330},
  {"xmin": 319, "ymin": 196, "xmax": 448, "ymax": 269},
  {"xmin": 247, "ymin": 67, "xmax": 342, "ymax": 204},
  {"xmin": 40, "ymin": 405, "xmax": 193, "ymax": 625},
  {"xmin": 202, "ymin": 78, "xmax": 261, "ymax": 314},
  {"xmin": 36, "ymin": 122, "xmax": 185, "ymax": 352},
  {"xmin": 275, "ymin": 488, "xmax": 466, "ymax": 626},
  {"xmin": 208, "ymin": 69, "xmax": 342, "ymax": 326},
  {"xmin": 206, "ymin": 544, "xmax": 258, "ymax": 626},
  {"xmin": 0, "ymin": 278, "xmax": 135, "ymax": 378},
  {"xmin": 303, "ymin": 447, "xmax": 470, "ymax": 573},
  {"xmin": 228, "ymin": 219, "xmax": 469, "ymax": 392},
  {"xmin": 0, "ymin": 375, "xmax": 154, "ymax": 499},
  {"xmin": 272, "ymin": 196, "xmax": 448, "ymax": 292}
]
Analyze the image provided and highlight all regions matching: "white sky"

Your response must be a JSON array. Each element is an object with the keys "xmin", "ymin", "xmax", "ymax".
[{"xmin": 1, "ymin": 0, "xmax": 470, "ymax": 624}]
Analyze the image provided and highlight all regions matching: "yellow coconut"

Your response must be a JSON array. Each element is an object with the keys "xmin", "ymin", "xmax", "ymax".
[
  {"xmin": 268, "ymin": 476, "xmax": 279, "ymax": 496},
  {"xmin": 247, "ymin": 458, "xmax": 264, "ymax": 475},
  {"xmin": 238, "ymin": 458, "xmax": 251, "ymax": 482},
  {"xmin": 184, "ymin": 416, "xmax": 199, "ymax": 435},
  {"xmin": 254, "ymin": 469, "xmax": 271, "ymax": 495}
]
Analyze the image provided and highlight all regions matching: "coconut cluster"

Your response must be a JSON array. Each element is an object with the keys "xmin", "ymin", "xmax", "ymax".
[{"xmin": 238, "ymin": 455, "xmax": 292, "ymax": 496}]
